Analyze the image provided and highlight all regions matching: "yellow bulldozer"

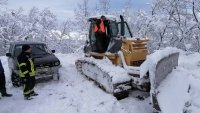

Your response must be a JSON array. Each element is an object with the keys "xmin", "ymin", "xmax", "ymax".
[{"xmin": 75, "ymin": 15, "xmax": 179, "ymax": 113}]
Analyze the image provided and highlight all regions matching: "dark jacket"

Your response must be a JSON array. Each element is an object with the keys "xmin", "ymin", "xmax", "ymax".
[
  {"xmin": 0, "ymin": 59, "xmax": 4, "ymax": 74},
  {"xmin": 17, "ymin": 52, "xmax": 34, "ymax": 78}
]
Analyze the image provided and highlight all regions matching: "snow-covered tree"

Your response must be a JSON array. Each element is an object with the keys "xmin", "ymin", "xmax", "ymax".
[
  {"xmin": 27, "ymin": 7, "xmax": 40, "ymax": 35},
  {"xmin": 0, "ymin": 0, "xmax": 7, "ymax": 5},
  {"xmin": 121, "ymin": 0, "xmax": 132, "ymax": 20},
  {"xmin": 148, "ymin": 0, "xmax": 200, "ymax": 52},
  {"xmin": 0, "ymin": 6, "xmax": 58, "ymax": 55},
  {"xmin": 0, "ymin": 7, "xmax": 29, "ymax": 54},
  {"xmin": 74, "ymin": 0, "xmax": 90, "ymax": 32},
  {"xmin": 38, "ymin": 8, "xmax": 57, "ymax": 42},
  {"xmin": 96, "ymin": 0, "xmax": 111, "ymax": 15}
]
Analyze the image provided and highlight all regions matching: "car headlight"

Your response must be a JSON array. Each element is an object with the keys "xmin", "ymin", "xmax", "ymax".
[{"xmin": 54, "ymin": 61, "xmax": 60, "ymax": 66}]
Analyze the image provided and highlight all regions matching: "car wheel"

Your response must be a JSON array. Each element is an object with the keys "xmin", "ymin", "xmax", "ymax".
[{"xmin": 11, "ymin": 72, "xmax": 22, "ymax": 87}]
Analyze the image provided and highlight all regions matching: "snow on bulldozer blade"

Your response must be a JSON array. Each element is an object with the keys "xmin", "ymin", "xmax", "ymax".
[
  {"xmin": 140, "ymin": 47, "xmax": 180, "ymax": 113},
  {"xmin": 75, "ymin": 57, "xmax": 132, "ymax": 99}
]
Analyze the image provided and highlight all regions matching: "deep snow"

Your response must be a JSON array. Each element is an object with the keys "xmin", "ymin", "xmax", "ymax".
[{"xmin": 0, "ymin": 50, "xmax": 200, "ymax": 113}]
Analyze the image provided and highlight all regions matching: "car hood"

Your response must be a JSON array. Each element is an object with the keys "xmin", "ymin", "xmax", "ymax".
[{"xmin": 33, "ymin": 54, "xmax": 60, "ymax": 67}]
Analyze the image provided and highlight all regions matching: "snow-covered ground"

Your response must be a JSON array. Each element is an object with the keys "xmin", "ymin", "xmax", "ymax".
[{"xmin": 0, "ymin": 50, "xmax": 200, "ymax": 113}]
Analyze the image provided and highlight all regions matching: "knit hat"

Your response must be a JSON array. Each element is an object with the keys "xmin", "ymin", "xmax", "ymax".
[{"xmin": 22, "ymin": 44, "xmax": 31, "ymax": 52}]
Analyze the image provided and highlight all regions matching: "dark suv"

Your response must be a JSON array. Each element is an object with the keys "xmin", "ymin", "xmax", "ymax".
[{"xmin": 6, "ymin": 42, "xmax": 61, "ymax": 87}]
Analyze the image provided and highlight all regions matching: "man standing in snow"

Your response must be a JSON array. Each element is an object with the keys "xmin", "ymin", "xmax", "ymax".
[
  {"xmin": 0, "ymin": 59, "xmax": 12, "ymax": 98},
  {"xmin": 17, "ymin": 45, "xmax": 38, "ymax": 100}
]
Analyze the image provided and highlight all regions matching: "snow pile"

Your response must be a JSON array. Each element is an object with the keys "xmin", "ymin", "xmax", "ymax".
[
  {"xmin": 157, "ymin": 68, "xmax": 190, "ymax": 113},
  {"xmin": 189, "ymin": 76, "xmax": 200, "ymax": 113},
  {"xmin": 179, "ymin": 52, "xmax": 200, "ymax": 113}
]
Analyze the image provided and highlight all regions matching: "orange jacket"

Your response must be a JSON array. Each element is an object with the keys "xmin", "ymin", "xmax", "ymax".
[{"xmin": 93, "ymin": 19, "xmax": 105, "ymax": 33}]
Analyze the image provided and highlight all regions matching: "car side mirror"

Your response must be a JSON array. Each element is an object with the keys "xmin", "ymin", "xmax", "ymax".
[
  {"xmin": 51, "ymin": 50, "xmax": 55, "ymax": 53},
  {"xmin": 6, "ymin": 53, "xmax": 12, "ymax": 57}
]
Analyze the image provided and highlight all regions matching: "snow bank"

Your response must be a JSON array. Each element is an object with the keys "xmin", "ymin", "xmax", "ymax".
[
  {"xmin": 178, "ymin": 52, "xmax": 200, "ymax": 113},
  {"xmin": 189, "ymin": 76, "xmax": 200, "ymax": 113},
  {"xmin": 179, "ymin": 52, "xmax": 200, "ymax": 70},
  {"xmin": 157, "ymin": 68, "xmax": 190, "ymax": 113}
]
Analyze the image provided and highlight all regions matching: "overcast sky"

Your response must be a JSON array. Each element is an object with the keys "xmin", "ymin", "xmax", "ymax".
[{"xmin": 6, "ymin": 0, "xmax": 151, "ymax": 21}]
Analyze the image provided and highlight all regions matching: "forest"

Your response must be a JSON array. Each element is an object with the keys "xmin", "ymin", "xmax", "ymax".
[{"xmin": 0, "ymin": 0, "xmax": 200, "ymax": 55}]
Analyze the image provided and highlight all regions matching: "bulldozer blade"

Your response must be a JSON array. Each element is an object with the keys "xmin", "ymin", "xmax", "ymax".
[
  {"xmin": 154, "ymin": 53, "xmax": 179, "ymax": 89},
  {"xmin": 150, "ymin": 52, "xmax": 179, "ymax": 113}
]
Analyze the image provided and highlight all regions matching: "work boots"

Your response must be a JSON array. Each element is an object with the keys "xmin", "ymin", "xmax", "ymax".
[
  {"xmin": 24, "ymin": 92, "xmax": 38, "ymax": 100},
  {"xmin": 30, "ymin": 92, "xmax": 38, "ymax": 96},
  {"xmin": 2, "ymin": 93, "xmax": 12, "ymax": 97},
  {"xmin": 30, "ymin": 91, "xmax": 38, "ymax": 96},
  {"xmin": 24, "ymin": 95, "xmax": 33, "ymax": 100},
  {"xmin": 1, "ymin": 91, "xmax": 12, "ymax": 97}
]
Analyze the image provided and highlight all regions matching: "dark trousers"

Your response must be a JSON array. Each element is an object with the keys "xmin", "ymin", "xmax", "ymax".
[
  {"xmin": 0, "ymin": 73, "xmax": 6, "ymax": 94},
  {"xmin": 95, "ymin": 32, "xmax": 107, "ymax": 53},
  {"xmin": 23, "ymin": 76, "xmax": 35, "ymax": 97}
]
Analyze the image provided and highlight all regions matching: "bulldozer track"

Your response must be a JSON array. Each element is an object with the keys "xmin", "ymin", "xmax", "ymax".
[{"xmin": 75, "ymin": 58, "xmax": 132, "ymax": 99}]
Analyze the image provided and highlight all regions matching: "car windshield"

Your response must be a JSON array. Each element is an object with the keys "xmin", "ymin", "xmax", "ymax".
[{"xmin": 14, "ymin": 44, "xmax": 50, "ymax": 57}]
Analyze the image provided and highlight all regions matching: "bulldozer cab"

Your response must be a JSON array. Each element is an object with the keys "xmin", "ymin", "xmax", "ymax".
[{"xmin": 86, "ymin": 15, "xmax": 132, "ymax": 53}]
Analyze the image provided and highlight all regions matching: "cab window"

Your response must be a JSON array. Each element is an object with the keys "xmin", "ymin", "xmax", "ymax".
[{"xmin": 118, "ymin": 22, "xmax": 132, "ymax": 38}]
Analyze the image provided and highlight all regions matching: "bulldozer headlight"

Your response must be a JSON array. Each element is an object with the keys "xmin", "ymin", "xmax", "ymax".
[{"xmin": 144, "ymin": 36, "xmax": 149, "ymax": 40}]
